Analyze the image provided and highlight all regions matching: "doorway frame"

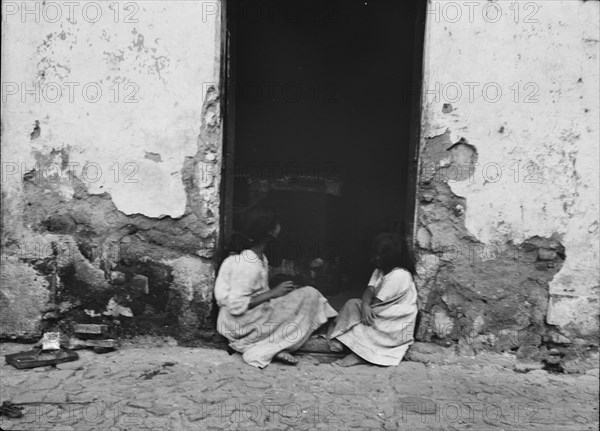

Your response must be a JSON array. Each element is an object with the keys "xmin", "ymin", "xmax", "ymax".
[
  {"xmin": 405, "ymin": 0, "xmax": 427, "ymax": 247},
  {"xmin": 218, "ymin": 0, "xmax": 428, "ymax": 256}
]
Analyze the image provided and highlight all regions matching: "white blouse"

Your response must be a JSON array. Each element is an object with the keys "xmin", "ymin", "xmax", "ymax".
[
  {"xmin": 368, "ymin": 267, "xmax": 414, "ymax": 303},
  {"xmin": 214, "ymin": 250, "xmax": 269, "ymax": 316}
]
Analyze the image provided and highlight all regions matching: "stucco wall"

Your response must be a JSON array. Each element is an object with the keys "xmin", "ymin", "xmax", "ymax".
[
  {"xmin": 1, "ymin": 0, "xmax": 598, "ymax": 368},
  {"xmin": 416, "ymin": 0, "xmax": 599, "ymax": 366},
  {"xmin": 1, "ymin": 0, "xmax": 223, "ymax": 341}
]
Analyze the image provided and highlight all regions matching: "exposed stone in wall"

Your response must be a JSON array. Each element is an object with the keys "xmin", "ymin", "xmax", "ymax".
[
  {"xmin": 0, "ymin": 257, "xmax": 51, "ymax": 338},
  {"xmin": 166, "ymin": 256, "xmax": 215, "ymax": 343},
  {"xmin": 1, "ymin": 2, "xmax": 223, "ymax": 342},
  {"xmin": 1, "ymin": 83, "xmax": 223, "ymax": 341},
  {"xmin": 416, "ymin": 0, "xmax": 599, "ymax": 369},
  {"xmin": 415, "ymin": 132, "xmax": 568, "ymax": 362}
]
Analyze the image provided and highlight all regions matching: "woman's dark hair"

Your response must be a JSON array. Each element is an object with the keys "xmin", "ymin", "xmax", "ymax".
[
  {"xmin": 224, "ymin": 201, "xmax": 279, "ymax": 256},
  {"xmin": 372, "ymin": 233, "xmax": 416, "ymax": 276}
]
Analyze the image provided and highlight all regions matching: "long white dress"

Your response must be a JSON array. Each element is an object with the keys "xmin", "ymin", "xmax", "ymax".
[
  {"xmin": 330, "ymin": 267, "xmax": 418, "ymax": 366},
  {"xmin": 215, "ymin": 249, "xmax": 338, "ymax": 368}
]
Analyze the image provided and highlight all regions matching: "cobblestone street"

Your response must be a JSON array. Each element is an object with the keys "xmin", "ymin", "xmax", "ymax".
[{"xmin": 0, "ymin": 341, "xmax": 598, "ymax": 431}]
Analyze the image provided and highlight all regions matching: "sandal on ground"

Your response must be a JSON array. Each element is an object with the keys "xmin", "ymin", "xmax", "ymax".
[
  {"xmin": 328, "ymin": 339, "xmax": 344, "ymax": 353},
  {"xmin": 274, "ymin": 352, "xmax": 299, "ymax": 365},
  {"xmin": 334, "ymin": 353, "xmax": 368, "ymax": 367}
]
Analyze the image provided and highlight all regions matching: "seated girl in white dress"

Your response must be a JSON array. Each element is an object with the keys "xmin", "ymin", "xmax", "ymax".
[
  {"xmin": 214, "ymin": 202, "xmax": 338, "ymax": 368},
  {"xmin": 328, "ymin": 233, "xmax": 418, "ymax": 367}
]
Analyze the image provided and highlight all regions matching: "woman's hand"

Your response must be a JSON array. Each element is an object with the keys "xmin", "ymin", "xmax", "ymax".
[
  {"xmin": 361, "ymin": 303, "xmax": 376, "ymax": 326},
  {"xmin": 250, "ymin": 281, "xmax": 295, "ymax": 309},
  {"xmin": 271, "ymin": 281, "xmax": 295, "ymax": 298}
]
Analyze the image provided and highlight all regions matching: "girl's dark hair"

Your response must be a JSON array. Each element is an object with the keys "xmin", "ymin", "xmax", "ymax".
[
  {"xmin": 372, "ymin": 233, "xmax": 416, "ymax": 276},
  {"xmin": 224, "ymin": 201, "xmax": 279, "ymax": 256}
]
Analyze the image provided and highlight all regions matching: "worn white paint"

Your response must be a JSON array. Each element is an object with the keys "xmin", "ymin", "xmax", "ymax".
[
  {"xmin": 1, "ymin": 1, "xmax": 223, "ymax": 337},
  {"xmin": 421, "ymin": 0, "xmax": 599, "ymax": 338},
  {"xmin": 2, "ymin": 0, "xmax": 597, "ymax": 344},
  {"xmin": 2, "ymin": 0, "xmax": 222, "ymax": 218}
]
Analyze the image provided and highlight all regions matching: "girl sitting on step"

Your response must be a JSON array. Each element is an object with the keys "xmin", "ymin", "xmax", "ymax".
[
  {"xmin": 328, "ymin": 233, "xmax": 418, "ymax": 367},
  {"xmin": 214, "ymin": 202, "xmax": 337, "ymax": 368}
]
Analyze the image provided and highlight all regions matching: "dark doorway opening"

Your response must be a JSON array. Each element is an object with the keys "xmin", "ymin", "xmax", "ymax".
[{"xmin": 222, "ymin": 0, "xmax": 425, "ymax": 308}]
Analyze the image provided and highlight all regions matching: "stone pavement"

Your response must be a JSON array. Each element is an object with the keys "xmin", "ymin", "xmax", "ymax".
[{"xmin": 0, "ymin": 340, "xmax": 598, "ymax": 431}]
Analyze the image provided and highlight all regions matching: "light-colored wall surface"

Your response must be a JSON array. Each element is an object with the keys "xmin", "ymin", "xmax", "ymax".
[
  {"xmin": 418, "ymin": 0, "xmax": 599, "ymax": 348},
  {"xmin": 1, "ymin": 0, "xmax": 223, "ymax": 339},
  {"xmin": 2, "ymin": 0, "xmax": 220, "ymax": 217},
  {"xmin": 1, "ymin": 0, "xmax": 598, "ymax": 361}
]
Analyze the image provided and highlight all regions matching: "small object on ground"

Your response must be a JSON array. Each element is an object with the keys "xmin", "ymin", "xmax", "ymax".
[
  {"xmin": 0, "ymin": 401, "xmax": 24, "ymax": 418},
  {"xmin": 298, "ymin": 334, "xmax": 346, "ymax": 353},
  {"xmin": 334, "ymin": 353, "xmax": 368, "ymax": 367},
  {"xmin": 303, "ymin": 352, "xmax": 344, "ymax": 364},
  {"xmin": 69, "ymin": 326, "xmax": 117, "ymax": 354},
  {"xmin": 84, "ymin": 309, "xmax": 102, "ymax": 318},
  {"xmin": 68, "ymin": 338, "xmax": 118, "ymax": 353},
  {"xmin": 41, "ymin": 332, "xmax": 61, "ymax": 350},
  {"xmin": 92, "ymin": 347, "xmax": 113, "ymax": 354},
  {"xmin": 103, "ymin": 297, "xmax": 133, "ymax": 317},
  {"xmin": 74, "ymin": 324, "xmax": 108, "ymax": 336},
  {"xmin": 5, "ymin": 347, "xmax": 79, "ymax": 369},
  {"xmin": 328, "ymin": 339, "xmax": 344, "ymax": 353},
  {"xmin": 139, "ymin": 362, "xmax": 177, "ymax": 380},
  {"xmin": 274, "ymin": 352, "xmax": 299, "ymax": 365}
]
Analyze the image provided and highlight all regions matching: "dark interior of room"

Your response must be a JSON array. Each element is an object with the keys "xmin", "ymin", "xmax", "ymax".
[{"xmin": 227, "ymin": 0, "xmax": 421, "ymax": 305}]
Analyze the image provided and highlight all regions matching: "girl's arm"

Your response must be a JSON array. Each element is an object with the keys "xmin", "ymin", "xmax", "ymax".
[
  {"xmin": 248, "ymin": 281, "xmax": 295, "ymax": 309},
  {"xmin": 361, "ymin": 286, "xmax": 383, "ymax": 306},
  {"xmin": 248, "ymin": 290, "xmax": 276, "ymax": 309},
  {"xmin": 361, "ymin": 286, "xmax": 378, "ymax": 325},
  {"xmin": 361, "ymin": 285, "xmax": 375, "ymax": 305}
]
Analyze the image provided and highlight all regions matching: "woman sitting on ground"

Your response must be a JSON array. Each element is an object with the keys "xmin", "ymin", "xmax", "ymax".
[
  {"xmin": 214, "ymin": 202, "xmax": 338, "ymax": 368},
  {"xmin": 328, "ymin": 233, "xmax": 418, "ymax": 367}
]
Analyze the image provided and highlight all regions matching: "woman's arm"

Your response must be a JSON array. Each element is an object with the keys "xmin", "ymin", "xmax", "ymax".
[
  {"xmin": 248, "ymin": 281, "xmax": 295, "ymax": 309},
  {"xmin": 248, "ymin": 290, "xmax": 276, "ymax": 309}
]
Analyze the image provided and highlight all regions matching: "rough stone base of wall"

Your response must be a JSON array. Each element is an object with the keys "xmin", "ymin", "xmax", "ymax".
[
  {"xmin": 413, "ymin": 132, "xmax": 599, "ymax": 372},
  {"xmin": 1, "ymin": 88, "xmax": 223, "ymax": 345},
  {"xmin": 1, "ymin": 225, "xmax": 216, "ymax": 345}
]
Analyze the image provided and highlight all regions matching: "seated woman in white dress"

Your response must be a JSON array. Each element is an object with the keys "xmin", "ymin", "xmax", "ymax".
[
  {"xmin": 214, "ymin": 202, "xmax": 338, "ymax": 368},
  {"xmin": 328, "ymin": 233, "xmax": 418, "ymax": 367}
]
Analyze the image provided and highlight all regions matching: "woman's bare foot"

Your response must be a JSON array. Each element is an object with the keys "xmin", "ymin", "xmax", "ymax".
[
  {"xmin": 274, "ymin": 351, "xmax": 299, "ymax": 365},
  {"xmin": 334, "ymin": 353, "xmax": 367, "ymax": 367},
  {"xmin": 328, "ymin": 339, "xmax": 344, "ymax": 353}
]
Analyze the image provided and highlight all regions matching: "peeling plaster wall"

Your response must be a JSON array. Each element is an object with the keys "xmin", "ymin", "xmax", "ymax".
[
  {"xmin": 1, "ymin": 1, "xmax": 223, "ymax": 342},
  {"xmin": 1, "ymin": 0, "xmax": 598, "ymax": 363},
  {"xmin": 417, "ymin": 0, "xmax": 599, "ymax": 358}
]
